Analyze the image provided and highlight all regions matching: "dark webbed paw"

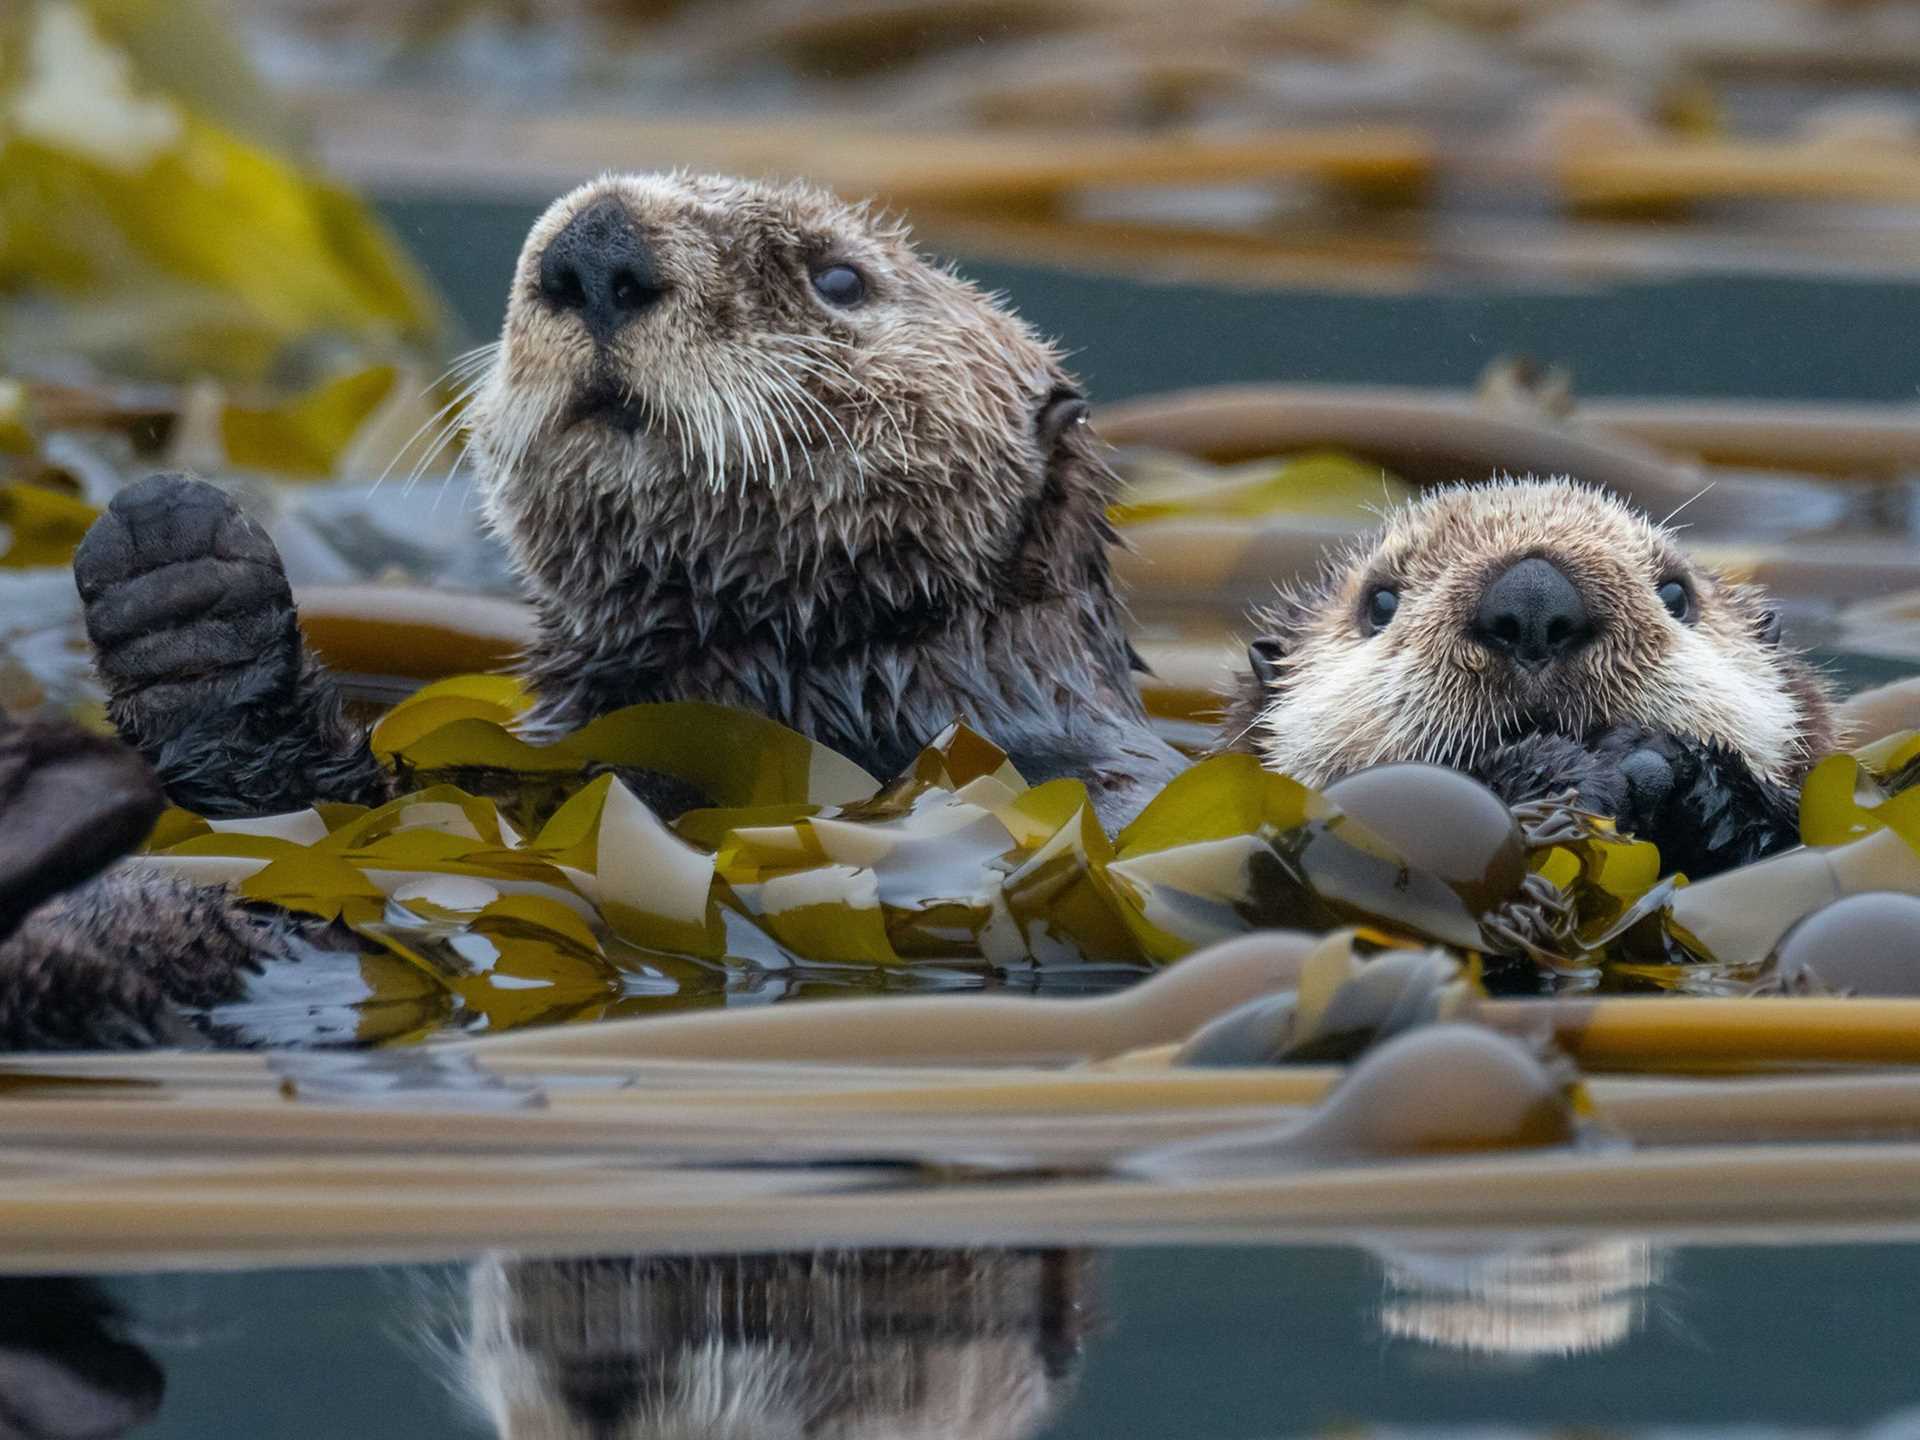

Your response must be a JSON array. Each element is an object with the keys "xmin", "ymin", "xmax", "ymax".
[
  {"xmin": 76, "ymin": 473, "xmax": 301, "ymax": 749},
  {"xmin": 74, "ymin": 473, "xmax": 391, "ymax": 816}
]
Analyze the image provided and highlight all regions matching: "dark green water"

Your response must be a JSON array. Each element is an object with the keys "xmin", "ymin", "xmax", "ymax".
[
  {"xmin": 378, "ymin": 195, "xmax": 1920, "ymax": 405},
  {"xmin": 39, "ymin": 1240, "xmax": 1920, "ymax": 1437}
]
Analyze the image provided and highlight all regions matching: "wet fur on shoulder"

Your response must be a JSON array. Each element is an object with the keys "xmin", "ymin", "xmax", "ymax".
[{"xmin": 1220, "ymin": 477, "xmax": 1839, "ymax": 874}]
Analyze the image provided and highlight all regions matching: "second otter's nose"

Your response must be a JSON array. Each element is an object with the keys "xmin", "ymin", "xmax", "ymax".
[
  {"xmin": 1473, "ymin": 557, "xmax": 1593, "ymax": 669},
  {"xmin": 536, "ymin": 198, "xmax": 667, "ymax": 342}
]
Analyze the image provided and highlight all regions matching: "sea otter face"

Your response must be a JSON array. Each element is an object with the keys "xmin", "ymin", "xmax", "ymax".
[
  {"xmin": 469, "ymin": 173, "xmax": 1076, "ymax": 571},
  {"xmin": 1246, "ymin": 478, "xmax": 1825, "ymax": 787}
]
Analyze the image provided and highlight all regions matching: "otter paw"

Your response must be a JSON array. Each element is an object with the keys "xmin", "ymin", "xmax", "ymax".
[
  {"xmin": 75, "ymin": 473, "xmax": 301, "ymax": 742},
  {"xmin": 1582, "ymin": 726, "xmax": 1697, "ymax": 840}
]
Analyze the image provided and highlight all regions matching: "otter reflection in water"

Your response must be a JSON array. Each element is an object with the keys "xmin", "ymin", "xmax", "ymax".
[
  {"xmin": 1371, "ymin": 1238, "xmax": 1667, "ymax": 1360},
  {"xmin": 457, "ymin": 1249, "xmax": 1095, "ymax": 1440},
  {"xmin": 0, "ymin": 1278, "xmax": 163, "ymax": 1439}
]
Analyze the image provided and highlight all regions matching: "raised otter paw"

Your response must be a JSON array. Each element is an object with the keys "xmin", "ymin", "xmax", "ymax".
[
  {"xmin": 73, "ymin": 475, "xmax": 392, "ymax": 817},
  {"xmin": 1482, "ymin": 726, "xmax": 1796, "ymax": 877},
  {"xmin": 75, "ymin": 473, "xmax": 301, "ymax": 750}
]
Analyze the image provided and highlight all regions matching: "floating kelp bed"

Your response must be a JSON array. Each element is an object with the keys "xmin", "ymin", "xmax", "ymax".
[
  {"xmin": 25, "ymin": 1013, "xmax": 1920, "ymax": 1270},
  {"xmin": 0, "ymin": 661, "xmax": 1902, "ymax": 1267}
]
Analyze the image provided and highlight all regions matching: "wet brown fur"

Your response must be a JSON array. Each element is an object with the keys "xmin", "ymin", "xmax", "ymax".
[
  {"xmin": 36, "ymin": 173, "xmax": 1187, "ymax": 1049},
  {"xmin": 477, "ymin": 172, "xmax": 1184, "ymax": 820}
]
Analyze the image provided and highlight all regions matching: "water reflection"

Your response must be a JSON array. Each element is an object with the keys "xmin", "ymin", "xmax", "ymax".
[
  {"xmin": 0, "ymin": 1277, "xmax": 162, "ymax": 1440},
  {"xmin": 459, "ymin": 1249, "xmax": 1095, "ymax": 1440},
  {"xmin": 1371, "ymin": 1239, "xmax": 1665, "ymax": 1361}
]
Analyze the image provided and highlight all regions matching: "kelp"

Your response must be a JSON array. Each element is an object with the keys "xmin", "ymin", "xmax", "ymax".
[
  {"xmin": 1177, "ymin": 932, "xmax": 1481, "ymax": 1067},
  {"xmin": 1762, "ymin": 892, "xmax": 1920, "ymax": 997},
  {"xmin": 0, "ymin": 1, "xmax": 443, "ymax": 383},
  {"xmin": 1588, "ymin": 729, "xmax": 1920, "ymax": 988},
  {"xmin": 1799, "ymin": 730, "xmax": 1920, "ymax": 847},
  {"xmin": 1132, "ymin": 1023, "xmax": 1587, "ymax": 1179},
  {"xmin": 1108, "ymin": 448, "xmax": 1416, "ymax": 529},
  {"xmin": 0, "ymin": 476, "xmax": 96, "ymax": 568},
  {"xmin": 143, "ymin": 679, "xmax": 1718, "ymax": 1044}
]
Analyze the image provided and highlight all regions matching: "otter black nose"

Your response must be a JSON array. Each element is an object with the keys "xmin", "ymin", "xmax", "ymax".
[
  {"xmin": 536, "ymin": 198, "xmax": 666, "ymax": 342},
  {"xmin": 1473, "ymin": 557, "xmax": 1594, "ymax": 669}
]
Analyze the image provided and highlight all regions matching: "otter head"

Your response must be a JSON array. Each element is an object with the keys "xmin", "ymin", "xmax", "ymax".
[
  {"xmin": 468, "ymin": 172, "xmax": 1111, "ymax": 633},
  {"xmin": 1238, "ymin": 478, "xmax": 1836, "ymax": 788}
]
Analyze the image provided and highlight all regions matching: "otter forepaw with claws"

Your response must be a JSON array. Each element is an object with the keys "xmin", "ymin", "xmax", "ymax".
[
  {"xmin": 1570, "ymin": 725, "xmax": 1800, "ymax": 875},
  {"xmin": 1471, "ymin": 725, "xmax": 1680, "ymax": 836},
  {"xmin": 75, "ymin": 473, "xmax": 390, "ymax": 817},
  {"xmin": 1479, "ymin": 724, "xmax": 1797, "ymax": 876},
  {"xmin": 1578, "ymin": 724, "xmax": 1694, "ymax": 838}
]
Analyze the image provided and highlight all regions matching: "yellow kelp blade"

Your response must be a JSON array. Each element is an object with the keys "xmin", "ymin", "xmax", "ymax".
[
  {"xmin": 1110, "ymin": 449, "xmax": 1414, "ymax": 528},
  {"xmin": 0, "ymin": 479, "xmax": 96, "ymax": 566}
]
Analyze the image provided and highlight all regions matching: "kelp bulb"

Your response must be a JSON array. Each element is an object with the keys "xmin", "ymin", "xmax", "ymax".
[
  {"xmin": 1323, "ymin": 764, "xmax": 1527, "ymax": 914},
  {"xmin": 1770, "ymin": 891, "xmax": 1920, "ymax": 996},
  {"xmin": 1133, "ymin": 1025, "xmax": 1577, "ymax": 1179}
]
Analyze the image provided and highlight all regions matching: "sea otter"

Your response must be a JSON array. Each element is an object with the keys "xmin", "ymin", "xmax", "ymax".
[
  {"xmin": 1218, "ymin": 477, "xmax": 1840, "ymax": 877},
  {"xmin": 73, "ymin": 171, "xmax": 1186, "ymax": 832}
]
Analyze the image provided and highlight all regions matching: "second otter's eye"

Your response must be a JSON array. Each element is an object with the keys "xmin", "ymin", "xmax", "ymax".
[
  {"xmin": 1658, "ymin": 579, "xmax": 1693, "ymax": 623},
  {"xmin": 1365, "ymin": 587, "xmax": 1399, "ymax": 633},
  {"xmin": 811, "ymin": 264, "xmax": 867, "ymax": 307}
]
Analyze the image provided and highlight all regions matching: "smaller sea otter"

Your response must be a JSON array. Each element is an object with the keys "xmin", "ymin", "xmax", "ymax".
[{"xmin": 1219, "ymin": 478, "xmax": 1839, "ymax": 876}]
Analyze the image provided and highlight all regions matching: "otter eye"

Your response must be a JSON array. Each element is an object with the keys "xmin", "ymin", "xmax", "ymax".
[
  {"xmin": 811, "ymin": 264, "xmax": 866, "ymax": 307},
  {"xmin": 1658, "ymin": 579, "xmax": 1692, "ymax": 623},
  {"xmin": 1365, "ymin": 587, "xmax": 1399, "ymax": 633}
]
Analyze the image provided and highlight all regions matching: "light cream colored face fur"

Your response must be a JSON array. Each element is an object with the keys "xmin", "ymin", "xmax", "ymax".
[
  {"xmin": 1250, "ymin": 478, "xmax": 1818, "ymax": 787},
  {"xmin": 466, "ymin": 171, "xmax": 1069, "ymax": 589}
]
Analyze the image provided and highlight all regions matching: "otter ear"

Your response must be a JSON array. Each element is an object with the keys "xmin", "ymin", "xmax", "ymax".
[
  {"xmin": 1248, "ymin": 636, "xmax": 1288, "ymax": 690},
  {"xmin": 1755, "ymin": 608, "xmax": 1783, "ymax": 646},
  {"xmin": 1036, "ymin": 386, "xmax": 1090, "ymax": 454}
]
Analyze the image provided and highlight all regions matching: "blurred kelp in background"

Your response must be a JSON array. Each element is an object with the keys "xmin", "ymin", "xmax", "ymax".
[
  {"xmin": 0, "ymin": 0, "xmax": 444, "ymax": 383},
  {"xmin": 0, "ymin": 1, "xmax": 473, "ymax": 712},
  {"xmin": 236, "ymin": 0, "xmax": 1920, "ymax": 290}
]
